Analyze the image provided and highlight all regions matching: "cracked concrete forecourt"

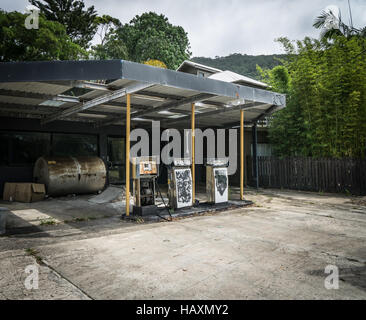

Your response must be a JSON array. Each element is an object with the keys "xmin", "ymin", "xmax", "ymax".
[{"xmin": 0, "ymin": 188, "xmax": 365, "ymax": 300}]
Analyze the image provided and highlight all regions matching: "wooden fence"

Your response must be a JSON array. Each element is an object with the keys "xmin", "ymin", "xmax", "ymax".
[{"xmin": 247, "ymin": 156, "xmax": 366, "ymax": 195}]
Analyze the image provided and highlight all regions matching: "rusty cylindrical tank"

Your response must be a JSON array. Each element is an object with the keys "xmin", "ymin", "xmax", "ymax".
[{"xmin": 33, "ymin": 156, "xmax": 107, "ymax": 196}]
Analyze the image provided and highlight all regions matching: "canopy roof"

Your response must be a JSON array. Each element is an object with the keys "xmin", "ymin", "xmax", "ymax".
[{"xmin": 0, "ymin": 59, "xmax": 286, "ymax": 129}]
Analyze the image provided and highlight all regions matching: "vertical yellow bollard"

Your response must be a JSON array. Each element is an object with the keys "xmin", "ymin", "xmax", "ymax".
[
  {"xmin": 125, "ymin": 93, "xmax": 131, "ymax": 216},
  {"xmin": 191, "ymin": 102, "xmax": 195, "ymax": 205},
  {"xmin": 240, "ymin": 109, "xmax": 244, "ymax": 200}
]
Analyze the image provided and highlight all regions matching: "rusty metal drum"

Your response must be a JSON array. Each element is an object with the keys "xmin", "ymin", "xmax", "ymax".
[{"xmin": 33, "ymin": 156, "xmax": 107, "ymax": 196}]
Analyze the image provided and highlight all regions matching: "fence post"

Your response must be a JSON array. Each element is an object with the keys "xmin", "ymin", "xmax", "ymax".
[{"xmin": 252, "ymin": 123, "xmax": 259, "ymax": 189}]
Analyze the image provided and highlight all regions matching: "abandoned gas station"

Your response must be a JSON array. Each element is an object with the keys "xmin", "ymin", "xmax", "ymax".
[{"xmin": 0, "ymin": 59, "xmax": 286, "ymax": 219}]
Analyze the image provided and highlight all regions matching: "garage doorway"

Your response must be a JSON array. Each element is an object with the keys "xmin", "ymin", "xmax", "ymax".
[{"xmin": 107, "ymin": 137, "xmax": 125, "ymax": 185}]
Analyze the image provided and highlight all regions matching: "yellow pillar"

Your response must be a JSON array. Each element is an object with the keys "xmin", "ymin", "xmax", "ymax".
[
  {"xmin": 191, "ymin": 102, "xmax": 195, "ymax": 204},
  {"xmin": 240, "ymin": 109, "xmax": 244, "ymax": 200},
  {"xmin": 125, "ymin": 94, "xmax": 131, "ymax": 216}
]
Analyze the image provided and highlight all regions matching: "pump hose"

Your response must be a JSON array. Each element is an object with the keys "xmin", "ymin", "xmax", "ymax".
[
  {"xmin": 154, "ymin": 164, "xmax": 173, "ymax": 221},
  {"xmin": 155, "ymin": 180, "xmax": 172, "ymax": 221}
]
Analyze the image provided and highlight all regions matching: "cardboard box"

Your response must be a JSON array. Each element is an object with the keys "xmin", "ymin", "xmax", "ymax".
[
  {"xmin": 2, "ymin": 183, "xmax": 17, "ymax": 202},
  {"xmin": 3, "ymin": 183, "xmax": 45, "ymax": 203}
]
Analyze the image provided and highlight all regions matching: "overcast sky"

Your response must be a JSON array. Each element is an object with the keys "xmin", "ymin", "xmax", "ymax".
[{"xmin": 2, "ymin": 0, "xmax": 366, "ymax": 57}]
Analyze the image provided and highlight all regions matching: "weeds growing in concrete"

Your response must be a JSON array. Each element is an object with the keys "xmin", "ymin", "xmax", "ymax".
[
  {"xmin": 39, "ymin": 218, "xmax": 57, "ymax": 226},
  {"xmin": 25, "ymin": 248, "xmax": 43, "ymax": 264}
]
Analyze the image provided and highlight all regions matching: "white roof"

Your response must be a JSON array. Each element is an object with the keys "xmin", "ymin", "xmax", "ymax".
[
  {"xmin": 208, "ymin": 70, "xmax": 268, "ymax": 89},
  {"xmin": 177, "ymin": 60, "xmax": 222, "ymax": 73},
  {"xmin": 177, "ymin": 60, "xmax": 269, "ymax": 89}
]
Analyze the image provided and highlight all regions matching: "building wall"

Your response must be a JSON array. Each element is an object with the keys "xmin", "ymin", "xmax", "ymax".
[
  {"xmin": 0, "ymin": 116, "xmax": 271, "ymax": 197},
  {"xmin": 0, "ymin": 117, "xmax": 124, "ymax": 196}
]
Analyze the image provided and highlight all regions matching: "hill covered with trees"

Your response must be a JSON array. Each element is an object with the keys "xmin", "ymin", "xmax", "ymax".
[{"xmin": 192, "ymin": 53, "xmax": 287, "ymax": 79}]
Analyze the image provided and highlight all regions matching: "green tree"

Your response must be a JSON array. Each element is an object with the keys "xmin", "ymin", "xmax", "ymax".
[
  {"xmin": 0, "ymin": 10, "xmax": 86, "ymax": 61},
  {"xmin": 91, "ymin": 15, "xmax": 128, "ymax": 60},
  {"xmin": 107, "ymin": 12, "xmax": 191, "ymax": 69},
  {"xmin": 257, "ymin": 65, "xmax": 291, "ymax": 95},
  {"xmin": 29, "ymin": 0, "xmax": 98, "ymax": 48},
  {"xmin": 261, "ymin": 36, "xmax": 366, "ymax": 158},
  {"xmin": 91, "ymin": 34, "xmax": 128, "ymax": 61},
  {"xmin": 257, "ymin": 64, "xmax": 308, "ymax": 156},
  {"xmin": 94, "ymin": 15, "xmax": 121, "ymax": 46}
]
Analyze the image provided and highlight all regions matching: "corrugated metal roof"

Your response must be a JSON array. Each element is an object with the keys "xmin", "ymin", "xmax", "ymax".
[
  {"xmin": 208, "ymin": 70, "xmax": 268, "ymax": 89},
  {"xmin": 0, "ymin": 59, "xmax": 285, "ymax": 128}
]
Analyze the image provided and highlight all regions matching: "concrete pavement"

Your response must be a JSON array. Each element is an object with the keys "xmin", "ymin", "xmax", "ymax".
[{"xmin": 1, "ymin": 189, "xmax": 365, "ymax": 299}]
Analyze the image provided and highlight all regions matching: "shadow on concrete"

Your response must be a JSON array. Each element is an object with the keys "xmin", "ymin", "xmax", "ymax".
[{"xmin": 0, "ymin": 185, "xmax": 250, "ymax": 237}]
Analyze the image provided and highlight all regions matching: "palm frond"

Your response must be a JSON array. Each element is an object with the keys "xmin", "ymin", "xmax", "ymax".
[
  {"xmin": 360, "ymin": 26, "xmax": 366, "ymax": 38},
  {"xmin": 314, "ymin": 7, "xmax": 366, "ymax": 40},
  {"xmin": 313, "ymin": 9, "xmax": 344, "ymax": 41},
  {"xmin": 313, "ymin": 11, "xmax": 329, "ymax": 29}
]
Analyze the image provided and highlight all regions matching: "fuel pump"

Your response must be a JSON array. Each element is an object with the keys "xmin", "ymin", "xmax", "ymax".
[
  {"xmin": 206, "ymin": 158, "xmax": 229, "ymax": 204},
  {"xmin": 167, "ymin": 158, "xmax": 193, "ymax": 209},
  {"xmin": 132, "ymin": 156, "xmax": 159, "ymax": 216}
]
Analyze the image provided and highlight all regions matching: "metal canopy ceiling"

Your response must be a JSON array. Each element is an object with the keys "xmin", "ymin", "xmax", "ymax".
[{"xmin": 0, "ymin": 60, "xmax": 286, "ymax": 129}]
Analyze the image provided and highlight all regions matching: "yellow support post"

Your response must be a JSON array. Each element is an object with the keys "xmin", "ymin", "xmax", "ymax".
[
  {"xmin": 191, "ymin": 102, "xmax": 195, "ymax": 205},
  {"xmin": 240, "ymin": 109, "xmax": 244, "ymax": 200},
  {"xmin": 125, "ymin": 93, "xmax": 131, "ymax": 216}
]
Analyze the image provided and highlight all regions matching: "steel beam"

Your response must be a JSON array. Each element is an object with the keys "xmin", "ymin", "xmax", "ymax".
[
  {"xmin": 0, "ymin": 88, "xmax": 153, "ymax": 112},
  {"xmin": 218, "ymin": 120, "xmax": 258, "ymax": 128},
  {"xmin": 0, "ymin": 103, "xmax": 61, "ymax": 114},
  {"xmin": 132, "ymin": 93, "xmax": 213, "ymax": 118},
  {"xmin": 137, "ymin": 90, "xmax": 184, "ymax": 101},
  {"xmin": 0, "ymin": 89, "xmax": 80, "ymax": 102},
  {"xmin": 0, "ymin": 102, "xmax": 133, "ymax": 118},
  {"xmin": 99, "ymin": 93, "xmax": 213, "ymax": 127},
  {"xmin": 137, "ymin": 91, "xmax": 229, "ymax": 109},
  {"xmin": 74, "ymin": 81, "xmax": 112, "ymax": 91},
  {"xmin": 41, "ymin": 82, "xmax": 153, "ymax": 125},
  {"xmin": 253, "ymin": 105, "xmax": 279, "ymax": 122},
  {"xmin": 0, "ymin": 111, "xmax": 95, "ymax": 123},
  {"xmin": 161, "ymin": 102, "xmax": 270, "ymax": 127},
  {"xmin": 0, "ymin": 110, "xmax": 43, "ymax": 119}
]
